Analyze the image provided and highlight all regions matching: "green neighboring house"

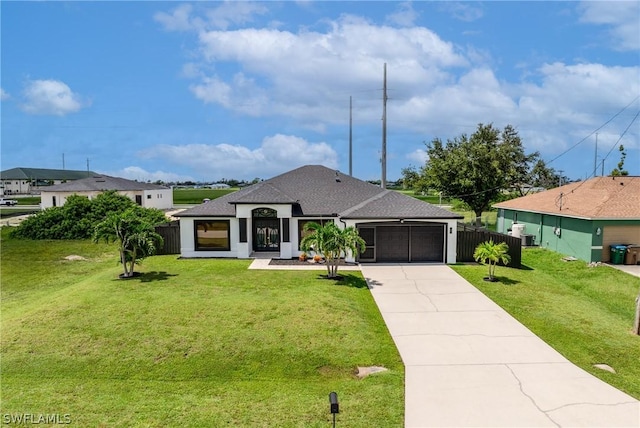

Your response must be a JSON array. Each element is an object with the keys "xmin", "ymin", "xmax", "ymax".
[{"xmin": 494, "ymin": 176, "xmax": 640, "ymax": 263}]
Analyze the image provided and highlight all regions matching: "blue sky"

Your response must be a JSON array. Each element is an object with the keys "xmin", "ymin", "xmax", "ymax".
[{"xmin": 2, "ymin": 1, "xmax": 639, "ymax": 183}]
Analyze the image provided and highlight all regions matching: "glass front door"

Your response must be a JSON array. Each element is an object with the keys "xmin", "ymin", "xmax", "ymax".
[{"xmin": 253, "ymin": 218, "xmax": 280, "ymax": 251}]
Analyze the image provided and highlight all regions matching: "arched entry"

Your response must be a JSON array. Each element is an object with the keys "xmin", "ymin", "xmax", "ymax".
[{"xmin": 252, "ymin": 208, "xmax": 280, "ymax": 252}]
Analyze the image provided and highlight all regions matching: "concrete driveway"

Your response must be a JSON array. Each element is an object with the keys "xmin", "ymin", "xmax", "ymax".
[{"xmin": 360, "ymin": 264, "xmax": 640, "ymax": 428}]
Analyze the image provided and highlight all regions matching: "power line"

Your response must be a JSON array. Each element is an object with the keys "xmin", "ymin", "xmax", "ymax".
[{"xmin": 545, "ymin": 95, "xmax": 639, "ymax": 166}]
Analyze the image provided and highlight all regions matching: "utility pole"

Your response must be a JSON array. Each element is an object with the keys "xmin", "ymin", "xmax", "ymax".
[
  {"xmin": 349, "ymin": 96, "xmax": 353, "ymax": 176},
  {"xmin": 558, "ymin": 170, "xmax": 564, "ymax": 187},
  {"xmin": 62, "ymin": 153, "xmax": 65, "ymax": 170},
  {"xmin": 593, "ymin": 133, "xmax": 598, "ymax": 177},
  {"xmin": 87, "ymin": 158, "xmax": 90, "ymax": 176},
  {"xmin": 381, "ymin": 63, "xmax": 387, "ymax": 189}
]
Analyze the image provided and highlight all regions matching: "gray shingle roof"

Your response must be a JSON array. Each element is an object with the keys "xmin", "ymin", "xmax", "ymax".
[
  {"xmin": 177, "ymin": 165, "xmax": 462, "ymax": 220},
  {"xmin": 1, "ymin": 167, "xmax": 99, "ymax": 180},
  {"xmin": 42, "ymin": 175, "xmax": 169, "ymax": 192}
]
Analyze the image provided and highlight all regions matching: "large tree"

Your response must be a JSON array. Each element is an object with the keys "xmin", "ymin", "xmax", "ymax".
[{"xmin": 421, "ymin": 123, "xmax": 538, "ymax": 225}]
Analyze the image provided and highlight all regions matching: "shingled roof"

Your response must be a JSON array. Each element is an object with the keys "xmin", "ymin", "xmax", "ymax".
[
  {"xmin": 1, "ymin": 167, "xmax": 99, "ymax": 180},
  {"xmin": 177, "ymin": 165, "xmax": 461, "ymax": 219},
  {"xmin": 494, "ymin": 176, "xmax": 640, "ymax": 220},
  {"xmin": 42, "ymin": 175, "xmax": 169, "ymax": 192}
]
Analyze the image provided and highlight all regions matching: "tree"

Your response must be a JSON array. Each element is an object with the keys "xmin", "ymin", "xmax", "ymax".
[
  {"xmin": 300, "ymin": 222, "xmax": 366, "ymax": 279},
  {"xmin": 529, "ymin": 159, "xmax": 563, "ymax": 191},
  {"xmin": 611, "ymin": 145, "xmax": 629, "ymax": 177},
  {"xmin": 473, "ymin": 240, "xmax": 511, "ymax": 281},
  {"xmin": 93, "ymin": 209, "xmax": 164, "ymax": 278},
  {"xmin": 422, "ymin": 123, "xmax": 538, "ymax": 225}
]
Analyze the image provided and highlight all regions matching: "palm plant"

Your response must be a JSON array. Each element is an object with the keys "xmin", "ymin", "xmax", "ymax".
[
  {"xmin": 93, "ymin": 209, "xmax": 164, "ymax": 278},
  {"xmin": 300, "ymin": 221, "xmax": 366, "ymax": 279},
  {"xmin": 473, "ymin": 239, "xmax": 511, "ymax": 281}
]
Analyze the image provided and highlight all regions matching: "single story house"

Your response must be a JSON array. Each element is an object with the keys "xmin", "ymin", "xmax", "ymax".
[
  {"xmin": 40, "ymin": 175, "xmax": 173, "ymax": 210},
  {"xmin": 0, "ymin": 167, "xmax": 99, "ymax": 195},
  {"xmin": 494, "ymin": 176, "xmax": 640, "ymax": 263},
  {"xmin": 175, "ymin": 165, "xmax": 463, "ymax": 263}
]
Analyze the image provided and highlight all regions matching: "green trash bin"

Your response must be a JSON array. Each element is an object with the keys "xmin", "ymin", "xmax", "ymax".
[{"xmin": 610, "ymin": 245, "xmax": 627, "ymax": 265}]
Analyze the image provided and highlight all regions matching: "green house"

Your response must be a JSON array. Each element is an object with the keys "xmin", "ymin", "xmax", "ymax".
[{"xmin": 494, "ymin": 176, "xmax": 640, "ymax": 263}]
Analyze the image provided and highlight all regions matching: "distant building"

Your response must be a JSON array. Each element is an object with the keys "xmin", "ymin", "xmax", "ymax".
[
  {"xmin": 0, "ymin": 167, "xmax": 98, "ymax": 195},
  {"xmin": 40, "ymin": 175, "xmax": 173, "ymax": 210}
]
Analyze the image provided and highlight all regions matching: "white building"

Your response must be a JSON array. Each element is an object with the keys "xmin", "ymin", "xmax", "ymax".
[{"xmin": 40, "ymin": 175, "xmax": 173, "ymax": 210}]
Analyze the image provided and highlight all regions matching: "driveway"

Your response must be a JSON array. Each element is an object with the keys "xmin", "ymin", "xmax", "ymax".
[{"xmin": 360, "ymin": 264, "xmax": 640, "ymax": 428}]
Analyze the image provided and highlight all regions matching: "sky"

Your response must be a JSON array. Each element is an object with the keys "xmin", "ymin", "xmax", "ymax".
[{"xmin": 1, "ymin": 1, "xmax": 639, "ymax": 184}]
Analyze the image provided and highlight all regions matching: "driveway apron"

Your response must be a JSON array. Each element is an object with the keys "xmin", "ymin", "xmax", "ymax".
[{"xmin": 360, "ymin": 264, "xmax": 640, "ymax": 428}]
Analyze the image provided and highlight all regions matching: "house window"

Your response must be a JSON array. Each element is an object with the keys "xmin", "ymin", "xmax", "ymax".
[
  {"xmin": 195, "ymin": 220, "xmax": 230, "ymax": 251},
  {"xmin": 239, "ymin": 218, "xmax": 247, "ymax": 243},
  {"xmin": 282, "ymin": 218, "xmax": 290, "ymax": 242},
  {"xmin": 147, "ymin": 194, "xmax": 152, "ymax": 199}
]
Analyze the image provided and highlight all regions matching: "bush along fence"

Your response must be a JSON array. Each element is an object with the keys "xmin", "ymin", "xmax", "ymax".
[{"xmin": 457, "ymin": 224, "xmax": 521, "ymax": 268}]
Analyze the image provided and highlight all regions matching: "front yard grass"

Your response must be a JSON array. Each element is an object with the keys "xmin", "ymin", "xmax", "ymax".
[
  {"xmin": 452, "ymin": 247, "xmax": 640, "ymax": 400},
  {"xmin": 0, "ymin": 231, "xmax": 403, "ymax": 427}
]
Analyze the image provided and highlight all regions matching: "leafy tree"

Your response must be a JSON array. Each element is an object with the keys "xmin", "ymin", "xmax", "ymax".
[
  {"xmin": 93, "ymin": 209, "xmax": 164, "ymax": 278},
  {"xmin": 611, "ymin": 145, "xmax": 629, "ymax": 177},
  {"xmin": 400, "ymin": 166, "xmax": 421, "ymax": 190},
  {"xmin": 529, "ymin": 160, "xmax": 562, "ymax": 190},
  {"xmin": 300, "ymin": 222, "xmax": 366, "ymax": 279},
  {"xmin": 473, "ymin": 240, "xmax": 511, "ymax": 281},
  {"xmin": 421, "ymin": 123, "xmax": 538, "ymax": 225},
  {"xmin": 11, "ymin": 190, "xmax": 167, "ymax": 240}
]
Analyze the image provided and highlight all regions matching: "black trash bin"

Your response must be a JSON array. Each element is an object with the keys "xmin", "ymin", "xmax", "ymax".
[{"xmin": 610, "ymin": 245, "xmax": 627, "ymax": 265}]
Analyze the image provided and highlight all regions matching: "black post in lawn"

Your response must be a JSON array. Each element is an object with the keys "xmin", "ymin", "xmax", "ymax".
[{"xmin": 329, "ymin": 391, "xmax": 339, "ymax": 427}]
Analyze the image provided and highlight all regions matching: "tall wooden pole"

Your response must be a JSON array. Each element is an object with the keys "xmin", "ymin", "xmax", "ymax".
[{"xmin": 381, "ymin": 63, "xmax": 387, "ymax": 189}]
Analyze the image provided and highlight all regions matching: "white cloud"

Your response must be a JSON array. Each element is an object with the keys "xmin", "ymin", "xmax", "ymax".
[
  {"xmin": 139, "ymin": 134, "xmax": 338, "ymax": 180},
  {"xmin": 155, "ymin": 2, "xmax": 268, "ymax": 32},
  {"xmin": 21, "ymin": 79, "xmax": 87, "ymax": 116},
  {"xmin": 386, "ymin": 2, "xmax": 419, "ymax": 27},
  {"xmin": 578, "ymin": 1, "xmax": 640, "ymax": 51},
  {"xmin": 0, "ymin": 88, "xmax": 9, "ymax": 101},
  {"xmin": 105, "ymin": 166, "xmax": 195, "ymax": 183},
  {"xmin": 439, "ymin": 2, "xmax": 484, "ymax": 22},
  {"xmin": 407, "ymin": 149, "xmax": 428, "ymax": 165},
  {"xmin": 192, "ymin": 16, "xmax": 467, "ymax": 125},
  {"xmin": 163, "ymin": 5, "xmax": 638, "ymax": 173}
]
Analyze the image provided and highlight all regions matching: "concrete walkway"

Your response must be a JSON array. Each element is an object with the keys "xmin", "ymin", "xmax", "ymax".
[{"xmin": 360, "ymin": 264, "xmax": 640, "ymax": 428}]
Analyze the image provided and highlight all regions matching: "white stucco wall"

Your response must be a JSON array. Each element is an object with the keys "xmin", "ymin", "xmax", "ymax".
[{"xmin": 40, "ymin": 189, "xmax": 173, "ymax": 209}]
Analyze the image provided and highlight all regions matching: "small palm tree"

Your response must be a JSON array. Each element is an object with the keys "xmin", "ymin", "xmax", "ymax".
[
  {"xmin": 93, "ymin": 209, "xmax": 164, "ymax": 278},
  {"xmin": 300, "ymin": 222, "xmax": 366, "ymax": 279},
  {"xmin": 473, "ymin": 240, "xmax": 511, "ymax": 281}
]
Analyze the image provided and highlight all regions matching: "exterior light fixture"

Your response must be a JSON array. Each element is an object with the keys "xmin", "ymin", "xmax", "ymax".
[{"xmin": 329, "ymin": 392, "xmax": 339, "ymax": 427}]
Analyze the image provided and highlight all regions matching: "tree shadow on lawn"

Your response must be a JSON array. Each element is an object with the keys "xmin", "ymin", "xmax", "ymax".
[
  {"xmin": 316, "ymin": 273, "xmax": 369, "ymax": 288},
  {"xmin": 492, "ymin": 276, "xmax": 521, "ymax": 285},
  {"xmin": 113, "ymin": 271, "xmax": 179, "ymax": 283}
]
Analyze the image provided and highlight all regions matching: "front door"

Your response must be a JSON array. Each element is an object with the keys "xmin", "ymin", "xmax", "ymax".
[{"xmin": 253, "ymin": 218, "xmax": 280, "ymax": 252}]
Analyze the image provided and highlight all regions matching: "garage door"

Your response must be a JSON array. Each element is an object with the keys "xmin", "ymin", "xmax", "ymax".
[{"xmin": 375, "ymin": 224, "xmax": 445, "ymax": 263}]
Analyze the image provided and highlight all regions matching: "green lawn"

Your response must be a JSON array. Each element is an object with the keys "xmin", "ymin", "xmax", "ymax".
[
  {"xmin": 452, "ymin": 248, "xmax": 640, "ymax": 400},
  {"xmin": 173, "ymin": 188, "xmax": 238, "ymax": 204},
  {"xmin": 0, "ymin": 231, "xmax": 403, "ymax": 427}
]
